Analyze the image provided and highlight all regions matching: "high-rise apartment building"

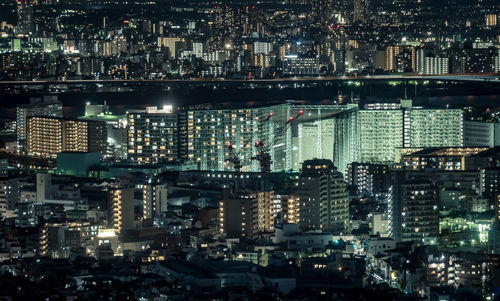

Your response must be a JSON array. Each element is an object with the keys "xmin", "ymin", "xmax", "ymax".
[
  {"xmin": 142, "ymin": 181, "xmax": 168, "ymax": 220},
  {"xmin": 463, "ymin": 120, "xmax": 500, "ymax": 147},
  {"xmin": 403, "ymin": 107, "xmax": 463, "ymax": 148},
  {"xmin": 359, "ymin": 109, "xmax": 403, "ymax": 163},
  {"xmin": 219, "ymin": 190, "xmax": 274, "ymax": 238},
  {"xmin": 109, "ymin": 187, "xmax": 134, "ymax": 234},
  {"xmin": 26, "ymin": 117, "xmax": 106, "ymax": 158},
  {"xmin": 297, "ymin": 159, "xmax": 349, "ymax": 234},
  {"xmin": 334, "ymin": 102, "xmax": 463, "ymax": 173},
  {"xmin": 127, "ymin": 106, "xmax": 178, "ymax": 165},
  {"xmin": 274, "ymin": 194, "xmax": 300, "ymax": 224},
  {"xmin": 186, "ymin": 104, "xmax": 348, "ymax": 172},
  {"xmin": 297, "ymin": 119, "xmax": 335, "ymax": 170},
  {"xmin": 389, "ymin": 172, "xmax": 439, "ymax": 243},
  {"xmin": 346, "ymin": 162, "xmax": 391, "ymax": 195},
  {"xmin": 416, "ymin": 49, "xmax": 449, "ymax": 75},
  {"xmin": 16, "ymin": 96, "xmax": 63, "ymax": 152}
]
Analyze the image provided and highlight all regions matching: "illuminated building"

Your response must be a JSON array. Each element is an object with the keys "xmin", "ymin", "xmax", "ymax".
[
  {"xmin": 334, "ymin": 102, "xmax": 463, "ymax": 173},
  {"xmin": 26, "ymin": 117, "xmax": 63, "ymax": 157},
  {"xmin": 346, "ymin": 163, "xmax": 390, "ymax": 195},
  {"xmin": 400, "ymin": 147, "xmax": 492, "ymax": 171},
  {"xmin": 127, "ymin": 106, "xmax": 178, "ymax": 165},
  {"xmin": 297, "ymin": 159, "xmax": 349, "ymax": 234},
  {"xmin": 389, "ymin": 172, "xmax": 439, "ymax": 243},
  {"xmin": 16, "ymin": 96, "xmax": 63, "ymax": 152},
  {"xmin": 39, "ymin": 221, "xmax": 92, "ymax": 258},
  {"xmin": 282, "ymin": 53, "xmax": 320, "ymax": 76},
  {"xmin": 185, "ymin": 104, "xmax": 348, "ymax": 172},
  {"xmin": 109, "ymin": 187, "xmax": 134, "ymax": 234},
  {"xmin": 157, "ymin": 37, "xmax": 183, "ymax": 59},
  {"xmin": 486, "ymin": 14, "xmax": 497, "ymax": 27},
  {"xmin": 219, "ymin": 190, "xmax": 274, "ymax": 238},
  {"xmin": 142, "ymin": 181, "xmax": 168, "ymax": 220},
  {"xmin": 416, "ymin": 49, "xmax": 449, "ymax": 75},
  {"xmin": 463, "ymin": 120, "xmax": 500, "ymax": 147},
  {"xmin": 358, "ymin": 109, "xmax": 403, "ymax": 163},
  {"xmin": 0, "ymin": 177, "xmax": 19, "ymax": 214},
  {"xmin": 26, "ymin": 117, "xmax": 107, "ymax": 158},
  {"xmin": 274, "ymin": 194, "xmax": 300, "ymax": 224},
  {"xmin": 480, "ymin": 168, "xmax": 500, "ymax": 201},
  {"xmin": 403, "ymin": 106, "xmax": 463, "ymax": 148}
]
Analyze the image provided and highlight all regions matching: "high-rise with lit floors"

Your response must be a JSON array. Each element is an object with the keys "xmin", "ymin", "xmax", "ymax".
[
  {"xmin": 297, "ymin": 159, "xmax": 349, "ymax": 234},
  {"xmin": 359, "ymin": 109, "xmax": 404, "ymax": 163},
  {"xmin": 127, "ymin": 106, "xmax": 178, "ymax": 164},
  {"xmin": 389, "ymin": 172, "xmax": 439, "ymax": 243},
  {"xmin": 16, "ymin": 96, "xmax": 63, "ymax": 152},
  {"xmin": 219, "ymin": 190, "xmax": 274, "ymax": 238},
  {"xmin": 109, "ymin": 187, "xmax": 134, "ymax": 234},
  {"xmin": 143, "ymin": 181, "xmax": 168, "ymax": 220},
  {"xmin": 26, "ymin": 117, "xmax": 106, "ymax": 158}
]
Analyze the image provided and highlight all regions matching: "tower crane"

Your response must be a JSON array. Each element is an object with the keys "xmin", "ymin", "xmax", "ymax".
[
  {"xmin": 252, "ymin": 109, "xmax": 304, "ymax": 173},
  {"xmin": 224, "ymin": 112, "xmax": 274, "ymax": 173}
]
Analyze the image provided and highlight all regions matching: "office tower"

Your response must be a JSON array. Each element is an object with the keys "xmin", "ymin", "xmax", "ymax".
[
  {"xmin": 16, "ymin": 0, "xmax": 34, "ymax": 35},
  {"xmin": 16, "ymin": 96, "xmax": 63, "ymax": 152},
  {"xmin": 297, "ymin": 159, "xmax": 349, "ymax": 234},
  {"xmin": 389, "ymin": 172, "xmax": 439, "ymax": 243},
  {"xmin": 26, "ymin": 117, "xmax": 106, "ymax": 158},
  {"xmin": 219, "ymin": 190, "xmax": 274, "ymax": 238},
  {"xmin": 142, "ymin": 182, "xmax": 168, "ymax": 220},
  {"xmin": 109, "ymin": 187, "xmax": 134, "ymax": 234},
  {"xmin": 346, "ymin": 162, "xmax": 390, "ymax": 195},
  {"xmin": 128, "ymin": 106, "xmax": 178, "ymax": 165}
]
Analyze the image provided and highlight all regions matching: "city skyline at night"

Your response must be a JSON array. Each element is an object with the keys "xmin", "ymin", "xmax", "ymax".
[{"xmin": 0, "ymin": 0, "xmax": 499, "ymax": 300}]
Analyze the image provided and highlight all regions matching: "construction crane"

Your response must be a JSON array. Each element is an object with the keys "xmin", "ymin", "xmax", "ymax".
[
  {"xmin": 225, "ymin": 142, "xmax": 242, "ymax": 173},
  {"xmin": 225, "ymin": 112, "xmax": 274, "ymax": 173},
  {"xmin": 252, "ymin": 109, "xmax": 304, "ymax": 173}
]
